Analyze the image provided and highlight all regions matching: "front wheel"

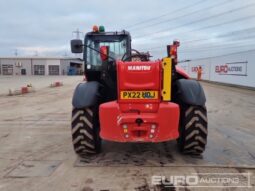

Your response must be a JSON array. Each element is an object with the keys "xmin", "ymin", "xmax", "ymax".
[
  {"xmin": 177, "ymin": 105, "xmax": 208, "ymax": 155},
  {"xmin": 71, "ymin": 107, "xmax": 101, "ymax": 156}
]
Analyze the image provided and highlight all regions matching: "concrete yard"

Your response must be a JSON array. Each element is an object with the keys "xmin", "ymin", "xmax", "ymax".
[
  {"xmin": 0, "ymin": 76, "xmax": 254, "ymax": 191},
  {"xmin": 0, "ymin": 76, "xmax": 85, "ymax": 96}
]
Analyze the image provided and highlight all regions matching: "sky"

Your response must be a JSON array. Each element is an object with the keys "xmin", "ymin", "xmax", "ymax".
[{"xmin": 0, "ymin": 0, "xmax": 255, "ymax": 60}]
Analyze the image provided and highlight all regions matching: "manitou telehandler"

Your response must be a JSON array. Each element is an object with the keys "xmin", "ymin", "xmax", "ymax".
[{"xmin": 70, "ymin": 25, "xmax": 208, "ymax": 156}]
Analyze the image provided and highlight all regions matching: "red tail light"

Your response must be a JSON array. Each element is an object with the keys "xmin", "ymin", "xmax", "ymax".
[
  {"xmin": 92, "ymin": 25, "xmax": 99, "ymax": 32},
  {"xmin": 167, "ymin": 45, "xmax": 177, "ymax": 58},
  {"xmin": 170, "ymin": 45, "xmax": 177, "ymax": 58}
]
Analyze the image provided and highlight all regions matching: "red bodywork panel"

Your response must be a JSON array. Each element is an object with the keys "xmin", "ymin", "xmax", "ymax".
[
  {"xmin": 100, "ymin": 101, "xmax": 179, "ymax": 142},
  {"xmin": 118, "ymin": 61, "xmax": 161, "ymax": 91},
  {"xmin": 99, "ymin": 60, "xmax": 180, "ymax": 142},
  {"xmin": 176, "ymin": 66, "xmax": 189, "ymax": 79},
  {"xmin": 117, "ymin": 61, "xmax": 161, "ymax": 103}
]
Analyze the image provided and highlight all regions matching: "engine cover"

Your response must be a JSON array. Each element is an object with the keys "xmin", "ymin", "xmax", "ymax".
[
  {"xmin": 117, "ymin": 61, "xmax": 161, "ymax": 104},
  {"xmin": 99, "ymin": 60, "xmax": 180, "ymax": 142}
]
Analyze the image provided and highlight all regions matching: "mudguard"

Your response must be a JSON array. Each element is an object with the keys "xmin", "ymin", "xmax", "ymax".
[
  {"xmin": 176, "ymin": 79, "xmax": 206, "ymax": 106},
  {"xmin": 72, "ymin": 81, "xmax": 100, "ymax": 109},
  {"xmin": 176, "ymin": 66, "xmax": 189, "ymax": 79}
]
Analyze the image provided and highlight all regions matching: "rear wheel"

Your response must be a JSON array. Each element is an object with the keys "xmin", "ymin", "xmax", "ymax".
[
  {"xmin": 177, "ymin": 105, "xmax": 208, "ymax": 155},
  {"xmin": 71, "ymin": 107, "xmax": 101, "ymax": 156}
]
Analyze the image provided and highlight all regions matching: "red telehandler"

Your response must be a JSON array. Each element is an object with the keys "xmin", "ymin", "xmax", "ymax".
[{"xmin": 70, "ymin": 26, "xmax": 207, "ymax": 156}]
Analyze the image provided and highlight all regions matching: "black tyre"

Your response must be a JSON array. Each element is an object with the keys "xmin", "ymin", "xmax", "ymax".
[
  {"xmin": 71, "ymin": 107, "xmax": 101, "ymax": 156},
  {"xmin": 177, "ymin": 105, "xmax": 208, "ymax": 155}
]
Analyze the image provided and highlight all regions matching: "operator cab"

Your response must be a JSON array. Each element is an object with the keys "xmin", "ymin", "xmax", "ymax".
[
  {"xmin": 85, "ymin": 31, "xmax": 131, "ymax": 81},
  {"xmin": 85, "ymin": 32, "xmax": 131, "ymax": 70},
  {"xmin": 70, "ymin": 26, "xmax": 132, "ymax": 82}
]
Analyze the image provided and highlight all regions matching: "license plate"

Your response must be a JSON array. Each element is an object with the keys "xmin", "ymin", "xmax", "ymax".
[{"xmin": 120, "ymin": 91, "xmax": 158, "ymax": 99}]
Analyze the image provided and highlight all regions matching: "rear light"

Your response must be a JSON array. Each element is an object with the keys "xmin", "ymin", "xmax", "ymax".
[
  {"xmin": 92, "ymin": 25, "xmax": 105, "ymax": 32},
  {"xmin": 99, "ymin": 26, "xmax": 105, "ymax": 32},
  {"xmin": 170, "ymin": 46, "xmax": 177, "ymax": 58},
  {"xmin": 92, "ymin": 25, "xmax": 99, "ymax": 32},
  {"xmin": 151, "ymin": 124, "xmax": 156, "ymax": 129},
  {"xmin": 167, "ymin": 44, "xmax": 178, "ymax": 58}
]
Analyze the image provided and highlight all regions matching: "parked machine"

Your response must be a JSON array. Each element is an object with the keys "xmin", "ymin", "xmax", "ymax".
[{"xmin": 70, "ymin": 25, "xmax": 208, "ymax": 156}]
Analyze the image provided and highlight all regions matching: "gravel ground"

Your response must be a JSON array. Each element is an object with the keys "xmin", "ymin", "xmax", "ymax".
[
  {"xmin": 0, "ymin": 77, "xmax": 254, "ymax": 191},
  {"xmin": 0, "ymin": 75, "xmax": 83, "ymax": 95}
]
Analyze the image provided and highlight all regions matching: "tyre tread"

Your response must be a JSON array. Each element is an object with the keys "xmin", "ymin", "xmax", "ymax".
[
  {"xmin": 178, "ymin": 105, "xmax": 208, "ymax": 155},
  {"xmin": 71, "ymin": 107, "xmax": 100, "ymax": 155}
]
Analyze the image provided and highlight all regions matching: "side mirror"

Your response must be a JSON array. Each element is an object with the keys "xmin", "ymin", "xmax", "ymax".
[{"xmin": 70, "ymin": 39, "xmax": 83, "ymax": 53}]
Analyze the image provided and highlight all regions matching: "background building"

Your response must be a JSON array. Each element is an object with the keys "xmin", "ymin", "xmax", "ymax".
[
  {"xmin": 0, "ymin": 57, "xmax": 83, "ymax": 76},
  {"xmin": 178, "ymin": 50, "xmax": 255, "ymax": 88}
]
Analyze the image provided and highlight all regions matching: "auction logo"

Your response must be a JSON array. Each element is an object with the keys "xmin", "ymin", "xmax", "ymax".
[
  {"xmin": 152, "ymin": 173, "xmax": 251, "ymax": 188},
  {"xmin": 191, "ymin": 65, "xmax": 204, "ymax": 73},
  {"xmin": 215, "ymin": 61, "xmax": 248, "ymax": 76}
]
